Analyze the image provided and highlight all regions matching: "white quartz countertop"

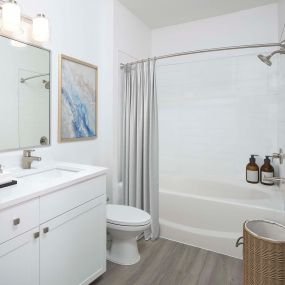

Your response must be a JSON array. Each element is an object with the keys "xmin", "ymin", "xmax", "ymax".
[{"xmin": 0, "ymin": 161, "xmax": 107, "ymax": 211}]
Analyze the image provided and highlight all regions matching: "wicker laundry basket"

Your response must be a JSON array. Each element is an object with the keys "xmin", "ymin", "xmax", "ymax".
[{"xmin": 237, "ymin": 220, "xmax": 285, "ymax": 285}]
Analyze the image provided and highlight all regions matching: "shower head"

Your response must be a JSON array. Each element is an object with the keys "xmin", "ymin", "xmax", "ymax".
[
  {"xmin": 257, "ymin": 43, "xmax": 285, "ymax": 66},
  {"xmin": 257, "ymin": 54, "xmax": 272, "ymax": 66},
  {"xmin": 42, "ymin": 80, "xmax": 50, "ymax": 90}
]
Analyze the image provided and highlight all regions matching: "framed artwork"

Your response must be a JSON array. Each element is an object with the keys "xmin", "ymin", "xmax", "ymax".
[{"xmin": 58, "ymin": 54, "xmax": 97, "ymax": 142}]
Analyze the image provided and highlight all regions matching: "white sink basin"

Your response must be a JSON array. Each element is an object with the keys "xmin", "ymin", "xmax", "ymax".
[
  {"xmin": 18, "ymin": 168, "xmax": 81, "ymax": 183},
  {"xmin": 9, "ymin": 164, "xmax": 82, "ymax": 177},
  {"xmin": 5, "ymin": 164, "xmax": 86, "ymax": 186}
]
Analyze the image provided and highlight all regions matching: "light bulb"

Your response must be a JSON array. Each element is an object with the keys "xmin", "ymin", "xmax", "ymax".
[
  {"xmin": 32, "ymin": 13, "xmax": 49, "ymax": 43},
  {"xmin": 2, "ymin": 0, "xmax": 21, "ymax": 33}
]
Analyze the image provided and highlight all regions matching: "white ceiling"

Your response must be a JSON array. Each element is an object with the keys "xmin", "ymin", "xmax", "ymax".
[{"xmin": 118, "ymin": 0, "xmax": 277, "ymax": 29}]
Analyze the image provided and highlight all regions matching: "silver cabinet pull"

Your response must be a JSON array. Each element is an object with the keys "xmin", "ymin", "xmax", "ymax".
[
  {"xmin": 43, "ymin": 227, "xmax": 49, "ymax": 234},
  {"xmin": 13, "ymin": 218, "xmax": 20, "ymax": 226},
  {"xmin": 34, "ymin": 232, "xmax": 40, "ymax": 239}
]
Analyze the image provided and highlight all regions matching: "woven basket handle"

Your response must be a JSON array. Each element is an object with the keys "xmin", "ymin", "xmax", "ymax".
[{"xmin": 235, "ymin": 236, "xmax": 244, "ymax": 247}]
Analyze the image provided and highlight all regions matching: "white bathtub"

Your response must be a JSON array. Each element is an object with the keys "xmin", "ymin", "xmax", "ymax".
[{"xmin": 159, "ymin": 175, "xmax": 285, "ymax": 259}]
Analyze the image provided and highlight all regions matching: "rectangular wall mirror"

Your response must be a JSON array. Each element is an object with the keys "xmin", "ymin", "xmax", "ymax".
[{"xmin": 0, "ymin": 35, "xmax": 50, "ymax": 152}]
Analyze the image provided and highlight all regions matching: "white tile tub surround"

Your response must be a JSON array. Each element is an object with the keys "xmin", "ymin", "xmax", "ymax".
[{"xmin": 157, "ymin": 51, "xmax": 283, "ymax": 182}]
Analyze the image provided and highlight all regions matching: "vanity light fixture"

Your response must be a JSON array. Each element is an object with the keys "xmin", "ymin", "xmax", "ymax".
[
  {"xmin": 1, "ymin": 0, "xmax": 21, "ymax": 33},
  {"xmin": 32, "ymin": 13, "xmax": 49, "ymax": 43},
  {"xmin": 0, "ymin": 0, "xmax": 50, "ymax": 43}
]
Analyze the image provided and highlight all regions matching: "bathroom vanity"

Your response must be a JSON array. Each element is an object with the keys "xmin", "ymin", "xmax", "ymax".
[{"xmin": 0, "ymin": 162, "xmax": 107, "ymax": 285}]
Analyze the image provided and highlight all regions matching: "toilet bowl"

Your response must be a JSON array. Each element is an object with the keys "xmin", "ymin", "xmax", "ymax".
[{"xmin": 107, "ymin": 204, "xmax": 151, "ymax": 265}]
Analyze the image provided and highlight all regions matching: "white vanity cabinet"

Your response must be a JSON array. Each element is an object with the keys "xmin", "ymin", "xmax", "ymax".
[
  {"xmin": 0, "ymin": 198, "xmax": 40, "ymax": 285},
  {"xmin": 0, "ymin": 166, "xmax": 107, "ymax": 285},
  {"xmin": 0, "ymin": 228, "xmax": 40, "ymax": 285},
  {"xmin": 40, "ymin": 197, "xmax": 106, "ymax": 285}
]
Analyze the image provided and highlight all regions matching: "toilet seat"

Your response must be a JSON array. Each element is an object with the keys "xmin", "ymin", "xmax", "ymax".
[
  {"xmin": 107, "ymin": 204, "xmax": 151, "ymax": 227},
  {"xmin": 107, "ymin": 222, "xmax": 151, "ymax": 233}
]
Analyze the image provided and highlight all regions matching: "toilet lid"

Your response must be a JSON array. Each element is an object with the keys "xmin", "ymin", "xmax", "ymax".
[{"xmin": 107, "ymin": 204, "xmax": 151, "ymax": 226}]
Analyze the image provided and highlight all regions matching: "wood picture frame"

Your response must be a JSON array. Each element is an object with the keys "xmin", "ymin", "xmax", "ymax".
[{"xmin": 58, "ymin": 54, "xmax": 98, "ymax": 142}]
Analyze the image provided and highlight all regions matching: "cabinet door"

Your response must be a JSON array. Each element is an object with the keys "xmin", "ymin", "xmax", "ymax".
[
  {"xmin": 40, "ymin": 196, "xmax": 106, "ymax": 285},
  {"xmin": 0, "ymin": 228, "xmax": 40, "ymax": 285}
]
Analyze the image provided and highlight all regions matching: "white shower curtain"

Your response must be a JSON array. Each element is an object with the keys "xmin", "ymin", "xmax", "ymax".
[{"xmin": 121, "ymin": 59, "xmax": 159, "ymax": 240}]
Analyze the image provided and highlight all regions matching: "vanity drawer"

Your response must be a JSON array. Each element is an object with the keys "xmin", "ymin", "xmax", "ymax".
[
  {"xmin": 0, "ymin": 199, "xmax": 39, "ymax": 244},
  {"xmin": 40, "ymin": 175, "xmax": 106, "ymax": 223}
]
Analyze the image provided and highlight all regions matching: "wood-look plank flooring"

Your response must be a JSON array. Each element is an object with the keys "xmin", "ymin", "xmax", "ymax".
[{"xmin": 91, "ymin": 238, "xmax": 243, "ymax": 285}]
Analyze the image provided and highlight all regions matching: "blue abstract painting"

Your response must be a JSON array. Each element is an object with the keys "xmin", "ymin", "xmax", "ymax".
[{"xmin": 60, "ymin": 55, "xmax": 97, "ymax": 141}]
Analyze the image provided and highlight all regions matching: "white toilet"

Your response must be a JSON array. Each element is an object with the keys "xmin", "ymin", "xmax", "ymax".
[{"xmin": 107, "ymin": 204, "xmax": 151, "ymax": 265}]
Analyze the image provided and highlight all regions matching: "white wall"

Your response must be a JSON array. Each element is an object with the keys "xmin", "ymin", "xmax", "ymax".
[
  {"xmin": 276, "ymin": 0, "xmax": 285, "ymax": 187},
  {"xmin": 279, "ymin": 0, "xmax": 285, "ymax": 40},
  {"xmin": 112, "ymin": 0, "xmax": 151, "ymax": 203},
  {"xmin": 114, "ymin": 1, "xmax": 151, "ymax": 61},
  {"xmin": 277, "ymin": 1, "xmax": 285, "ymax": 189},
  {"xmin": 152, "ymin": 4, "xmax": 279, "ymax": 57},
  {"xmin": 0, "ymin": 0, "xmax": 115, "ymax": 198}
]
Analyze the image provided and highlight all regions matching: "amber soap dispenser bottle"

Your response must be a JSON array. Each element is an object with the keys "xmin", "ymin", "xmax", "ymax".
[
  {"xmin": 246, "ymin": 155, "xmax": 259, "ymax": 184},
  {"xmin": 260, "ymin": 156, "xmax": 274, "ymax": 186}
]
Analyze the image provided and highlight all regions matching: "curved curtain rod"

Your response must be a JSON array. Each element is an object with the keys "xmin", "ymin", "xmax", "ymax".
[
  {"xmin": 120, "ymin": 42, "xmax": 281, "ymax": 68},
  {"xmin": 20, "ymin": 73, "xmax": 49, "ymax": 83}
]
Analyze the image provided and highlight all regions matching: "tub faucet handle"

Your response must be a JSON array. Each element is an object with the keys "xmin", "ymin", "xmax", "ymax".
[
  {"xmin": 272, "ymin": 149, "xmax": 285, "ymax": 164},
  {"xmin": 263, "ymin": 177, "xmax": 285, "ymax": 183}
]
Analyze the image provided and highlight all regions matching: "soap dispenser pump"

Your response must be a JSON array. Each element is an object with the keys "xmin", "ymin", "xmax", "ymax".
[
  {"xmin": 260, "ymin": 156, "xmax": 274, "ymax": 186},
  {"xmin": 246, "ymin": 155, "xmax": 259, "ymax": 184}
]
